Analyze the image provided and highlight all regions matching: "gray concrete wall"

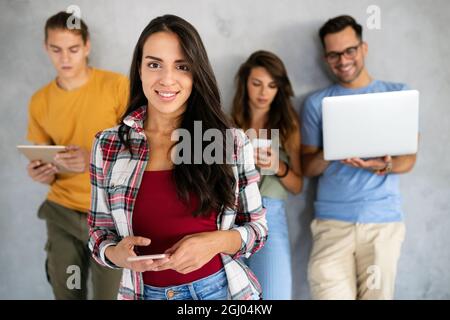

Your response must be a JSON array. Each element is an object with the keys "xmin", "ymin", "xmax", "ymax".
[{"xmin": 0, "ymin": 0, "xmax": 449, "ymax": 299}]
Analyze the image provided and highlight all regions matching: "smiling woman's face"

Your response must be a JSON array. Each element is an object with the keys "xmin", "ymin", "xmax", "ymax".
[{"xmin": 140, "ymin": 31, "xmax": 193, "ymax": 116}]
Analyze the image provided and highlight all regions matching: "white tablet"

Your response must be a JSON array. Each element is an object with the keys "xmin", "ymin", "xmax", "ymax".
[{"xmin": 17, "ymin": 145, "xmax": 72, "ymax": 173}]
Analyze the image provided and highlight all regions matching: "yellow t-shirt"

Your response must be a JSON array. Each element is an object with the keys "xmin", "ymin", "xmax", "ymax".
[{"xmin": 27, "ymin": 68, "xmax": 129, "ymax": 212}]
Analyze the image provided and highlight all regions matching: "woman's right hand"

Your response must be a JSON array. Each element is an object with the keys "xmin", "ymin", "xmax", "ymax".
[
  {"xmin": 254, "ymin": 147, "xmax": 279, "ymax": 172},
  {"xmin": 105, "ymin": 236, "xmax": 170, "ymax": 272}
]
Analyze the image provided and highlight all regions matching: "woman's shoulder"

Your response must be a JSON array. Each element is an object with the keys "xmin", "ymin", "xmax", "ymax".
[
  {"xmin": 95, "ymin": 125, "xmax": 121, "ymax": 139},
  {"xmin": 94, "ymin": 125, "xmax": 123, "ymax": 150}
]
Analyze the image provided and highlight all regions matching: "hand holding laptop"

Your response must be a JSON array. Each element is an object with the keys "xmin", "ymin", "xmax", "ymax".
[{"xmin": 341, "ymin": 155, "xmax": 392, "ymax": 175}]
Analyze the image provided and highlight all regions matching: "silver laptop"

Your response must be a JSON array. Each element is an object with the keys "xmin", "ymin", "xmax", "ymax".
[{"xmin": 322, "ymin": 90, "xmax": 419, "ymax": 161}]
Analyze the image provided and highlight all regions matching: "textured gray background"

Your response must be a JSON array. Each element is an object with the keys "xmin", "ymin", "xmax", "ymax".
[{"xmin": 1, "ymin": 0, "xmax": 449, "ymax": 299}]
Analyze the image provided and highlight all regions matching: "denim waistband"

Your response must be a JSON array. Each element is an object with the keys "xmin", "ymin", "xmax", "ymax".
[{"xmin": 143, "ymin": 268, "xmax": 228, "ymax": 300}]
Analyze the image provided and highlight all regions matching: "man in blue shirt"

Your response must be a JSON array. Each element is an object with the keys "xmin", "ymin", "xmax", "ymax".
[{"xmin": 301, "ymin": 15, "xmax": 417, "ymax": 299}]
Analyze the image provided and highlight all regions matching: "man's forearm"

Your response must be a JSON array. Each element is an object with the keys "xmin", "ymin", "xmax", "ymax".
[
  {"xmin": 391, "ymin": 154, "xmax": 417, "ymax": 174},
  {"xmin": 302, "ymin": 150, "xmax": 330, "ymax": 177}
]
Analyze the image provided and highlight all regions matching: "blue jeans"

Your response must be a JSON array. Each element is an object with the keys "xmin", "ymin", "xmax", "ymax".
[
  {"xmin": 245, "ymin": 197, "xmax": 292, "ymax": 299},
  {"xmin": 143, "ymin": 268, "xmax": 229, "ymax": 300}
]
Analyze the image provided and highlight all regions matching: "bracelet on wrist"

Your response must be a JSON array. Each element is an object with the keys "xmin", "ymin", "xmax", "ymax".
[{"xmin": 376, "ymin": 160, "xmax": 393, "ymax": 175}]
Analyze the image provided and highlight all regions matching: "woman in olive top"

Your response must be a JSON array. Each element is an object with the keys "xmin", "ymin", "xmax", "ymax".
[{"xmin": 231, "ymin": 50, "xmax": 303, "ymax": 299}]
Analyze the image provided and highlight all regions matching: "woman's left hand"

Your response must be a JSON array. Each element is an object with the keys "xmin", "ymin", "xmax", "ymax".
[
  {"xmin": 156, "ymin": 232, "xmax": 220, "ymax": 274},
  {"xmin": 54, "ymin": 145, "xmax": 90, "ymax": 173}
]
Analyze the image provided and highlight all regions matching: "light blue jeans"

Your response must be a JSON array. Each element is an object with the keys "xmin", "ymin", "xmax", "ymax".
[
  {"xmin": 245, "ymin": 197, "xmax": 292, "ymax": 299},
  {"xmin": 143, "ymin": 268, "xmax": 229, "ymax": 300}
]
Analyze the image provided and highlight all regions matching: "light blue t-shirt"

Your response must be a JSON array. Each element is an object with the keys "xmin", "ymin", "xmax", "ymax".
[{"xmin": 301, "ymin": 80, "xmax": 409, "ymax": 223}]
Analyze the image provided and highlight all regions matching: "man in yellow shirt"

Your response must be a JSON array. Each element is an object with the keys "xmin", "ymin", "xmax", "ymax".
[{"xmin": 26, "ymin": 11, "xmax": 127, "ymax": 299}]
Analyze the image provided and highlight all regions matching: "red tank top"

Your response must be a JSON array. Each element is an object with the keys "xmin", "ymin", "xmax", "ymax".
[{"xmin": 132, "ymin": 170, "xmax": 223, "ymax": 286}]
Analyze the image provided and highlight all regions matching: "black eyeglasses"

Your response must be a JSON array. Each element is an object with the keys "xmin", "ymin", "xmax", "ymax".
[{"xmin": 325, "ymin": 42, "xmax": 362, "ymax": 63}]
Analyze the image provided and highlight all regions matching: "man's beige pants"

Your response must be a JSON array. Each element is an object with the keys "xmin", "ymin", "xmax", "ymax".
[{"xmin": 307, "ymin": 219, "xmax": 405, "ymax": 300}]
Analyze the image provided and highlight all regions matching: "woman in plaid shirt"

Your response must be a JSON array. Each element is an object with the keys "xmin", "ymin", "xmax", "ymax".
[{"xmin": 88, "ymin": 15, "xmax": 267, "ymax": 300}]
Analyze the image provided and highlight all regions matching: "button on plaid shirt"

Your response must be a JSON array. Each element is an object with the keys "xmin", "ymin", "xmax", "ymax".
[{"xmin": 88, "ymin": 106, "xmax": 268, "ymax": 300}]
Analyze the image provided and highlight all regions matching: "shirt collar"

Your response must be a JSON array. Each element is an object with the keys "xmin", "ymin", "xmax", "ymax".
[{"xmin": 123, "ymin": 105, "xmax": 147, "ymax": 135}]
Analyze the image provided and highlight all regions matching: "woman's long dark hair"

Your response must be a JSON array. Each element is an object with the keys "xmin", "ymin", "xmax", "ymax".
[
  {"xmin": 119, "ymin": 15, "xmax": 235, "ymax": 216},
  {"xmin": 231, "ymin": 50, "xmax": 299, "ymax": 152}
]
